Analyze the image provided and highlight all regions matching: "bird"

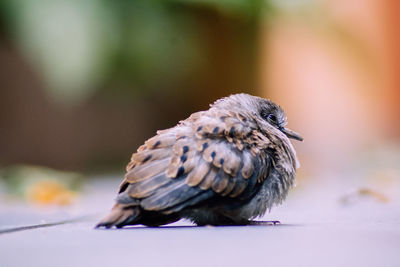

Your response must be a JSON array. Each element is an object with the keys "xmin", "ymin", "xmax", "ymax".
[{"xmin": 96, "ymin": 93, "xmax": 302, "ymax": 228}]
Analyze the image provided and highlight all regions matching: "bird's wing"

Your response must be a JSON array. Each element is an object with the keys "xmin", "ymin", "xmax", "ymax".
[{"xmin": 118, "ymin": 110, "xmax": 270, "ymax": 214}]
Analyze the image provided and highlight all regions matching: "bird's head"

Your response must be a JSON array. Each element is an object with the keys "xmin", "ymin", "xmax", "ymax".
[
  {"xmin": 258, "ymin": 98, "xmax": 303, "ymax": 142},
  {"xmin": 213, "ymin": 93, "xmax": 303, "ymax": 142}
]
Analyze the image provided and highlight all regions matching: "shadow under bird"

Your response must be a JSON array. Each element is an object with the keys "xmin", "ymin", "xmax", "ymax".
[{"xmin": 96, "ymin": 94, "xmax": 303, "ymax": 228}]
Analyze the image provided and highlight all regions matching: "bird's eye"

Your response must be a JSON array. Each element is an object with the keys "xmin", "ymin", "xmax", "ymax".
[
  {"xmin": 267, "ymin": 114, "xmax": 277, "ymax": 124},
  {"xmin": 261, "ymin": 111, "xmax": 278, "ymax": 124}
]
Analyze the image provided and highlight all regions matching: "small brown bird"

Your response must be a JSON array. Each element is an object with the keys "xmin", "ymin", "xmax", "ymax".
[{"xmin": 96, "ymin": 94, "xmax": 302, "ymax": 228}]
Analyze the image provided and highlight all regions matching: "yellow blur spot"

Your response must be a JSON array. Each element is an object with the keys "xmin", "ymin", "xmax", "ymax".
[{"xmin": 27, "ymin": 180, "xmax": 76, "ymax": 205}]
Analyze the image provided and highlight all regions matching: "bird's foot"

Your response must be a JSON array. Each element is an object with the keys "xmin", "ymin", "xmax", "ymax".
[{"xmin": 248, "ymin": 220, "xmax": 281, "ymax": 226}]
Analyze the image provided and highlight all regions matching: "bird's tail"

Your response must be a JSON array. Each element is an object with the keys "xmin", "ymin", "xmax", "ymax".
[{"xmin": 95, "ymin": 204, "xmax": 141, "ymax": 228}]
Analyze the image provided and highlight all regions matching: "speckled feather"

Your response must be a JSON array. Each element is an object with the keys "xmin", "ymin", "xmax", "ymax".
[{"xmin": 96, "ymin": 94, "xmax": 301, "ymax": 228}]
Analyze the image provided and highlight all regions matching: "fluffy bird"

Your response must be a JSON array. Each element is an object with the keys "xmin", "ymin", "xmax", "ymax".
[{"xmin": 96, "ymin": 94, "xmax": 302, "ymax": 228}]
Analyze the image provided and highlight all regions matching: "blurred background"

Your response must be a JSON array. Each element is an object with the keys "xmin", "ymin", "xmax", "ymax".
[{"xmin": 0, "ymin": 0, "xmax": 399, "ymax": 207}]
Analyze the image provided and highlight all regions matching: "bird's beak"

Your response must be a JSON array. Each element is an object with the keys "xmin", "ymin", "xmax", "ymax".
[{"xmin": 280, "ymin": 127, "xmax": 303, "ymax": 141}]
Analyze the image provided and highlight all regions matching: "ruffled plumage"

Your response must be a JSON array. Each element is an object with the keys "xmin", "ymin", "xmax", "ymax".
[{"xmin": 96, "ymin": 93, "xmax": 300, "ymax": 228}]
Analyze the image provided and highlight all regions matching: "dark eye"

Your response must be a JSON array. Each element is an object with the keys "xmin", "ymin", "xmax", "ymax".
[
  {"xmin": 261, "ymin": 110, "xmax": 278, "ymax": 124},
  {"xmin": 267, "ymin": 114, "xmax": 277, "ymax": 123}
]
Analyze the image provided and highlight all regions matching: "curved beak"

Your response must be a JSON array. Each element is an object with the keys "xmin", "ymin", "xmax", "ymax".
[{"xmin": 280, "ymin": 127, "xmax": 303, "ymax": 141}]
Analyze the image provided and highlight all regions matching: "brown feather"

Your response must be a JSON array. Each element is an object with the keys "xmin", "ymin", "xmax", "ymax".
[
  {"xmin": 202, "ymin": 145, "xmax": 216, "ymax": 163},
  {"xmin": 166, "ymin": 152, "xmax": 198, "ymax": 178},
  {"xmin": 186, "ymin": 160, "xmax": 210, "ymax": 187},
  {"xmin": 145, "ymin": 134, "xmax": 176, "ymax": 149},
  {"xmin": 212, "ymin": 171, "xmax": 230, "ymax": 193},
  {"xmin": 235, "ymin": 139, "xmax": 244, "ymax": 151},
  {"xmin": 125, "ymin": 158, "xmax": 170, "ymax": 183},
  {"xmin": 130, "ymin": 148, "xmax": 171, "ymax": 164},
  {"xmin": 222, "ymin": 152, "xmax": 241, "ymax": 176},
  {"xmin": 241, "ymin": 151, "xmax": 255, "ymax": 179},
  {"xmin": 126, "ymin": 161, "xmax": 136, "ymax": 172},
  {"xmin": 172, "ymin": 139, "xmax": 192, "ymax": 155},
  {"xmin": 140, "ymin": 180, "xmax": 187, "ymax": 211},
  {"xmin": 212, "ymin": 147, "xmax": 227, "ymax": 168},
  {"xmin": 95, "ymin": 204, "xmax": 139, "ymax": 228},
  {"xmin": 199, "ymin": 168, "xmax": 217, "ymax": 190},
  {"xmin": 127, "ymin": 174, "xmax": 171, "ymax": 198},
  {"xmin": 137, "ymin": 144, "xmax": 147, "ymax": 152},
  {"xmin": 195, "ymin": 139, "xmax": 209, "ymax": 151}
]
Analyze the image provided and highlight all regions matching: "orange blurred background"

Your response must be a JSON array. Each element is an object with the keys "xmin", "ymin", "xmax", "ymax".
[
  {"xmin": 0, "ymin": 0, "xmax": 399, "ymax": 180},
  {"xmin": 260, "ymin": 0, "xmax": 400, "ymax": 174}
]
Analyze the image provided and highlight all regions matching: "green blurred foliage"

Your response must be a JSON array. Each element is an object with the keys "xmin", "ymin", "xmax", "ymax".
[{"xmin": 0, "ymin": 0, "xmax": 267, "ymax": 104}]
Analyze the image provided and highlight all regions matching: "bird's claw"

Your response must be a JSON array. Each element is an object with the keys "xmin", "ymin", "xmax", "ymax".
[{"xmin": 248, "ymin": 220, "xmax": 281, "ymax": 226}]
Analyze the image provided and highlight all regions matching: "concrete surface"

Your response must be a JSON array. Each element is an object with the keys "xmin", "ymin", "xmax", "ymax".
[{"xmin": 1, "ymin": 175, "xmax": 399, "ymax": 267}]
